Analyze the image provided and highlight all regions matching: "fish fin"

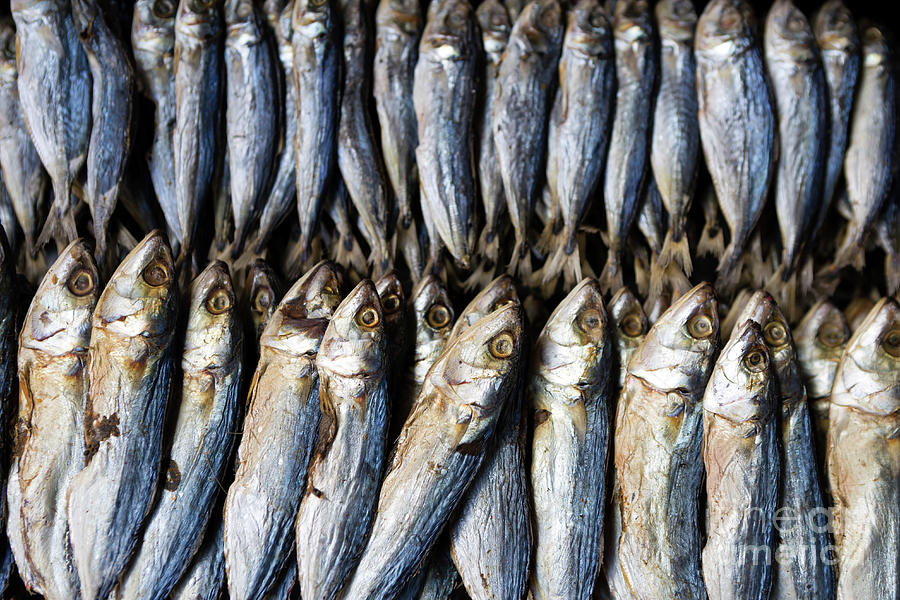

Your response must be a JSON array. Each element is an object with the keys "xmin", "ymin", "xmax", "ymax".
[
  {"xmin": 398, "ymin": 219, "xmax": 423, "ymax": 281},
  {"xmin": 697, "ymin": 218, "xmax": 724, "ymax": 259},
  {"xmin": 506, "ymin": 238, "xmax": 533, "ymax": 280},
  {"xmin": 540, "ymin": 243, "xmax": 583, "ymax": 292},
  {"xmin": 715, "ymin": 242, "xmax": 744, "ymax": 295},
  {"xmin": 535, "ymin": 216, "xmax": 559, "ymax": 257},
  {"xmin": 633, "ymin": 248, "xmax": 650, "ymax": 298},
  {"xmin": 598, "ymin": 251, "xmax": 623, "ymax": 296},
  {"xmin": 658, "ymin": 230, "xmax": 693, "ymax": 278},
  {"xmin": 35, "ymin": 200, "xmax": 77, "ymax": 250},
  {"xmin": 332, "ymin": 225, "xmax": 367, "ymax": 277}
]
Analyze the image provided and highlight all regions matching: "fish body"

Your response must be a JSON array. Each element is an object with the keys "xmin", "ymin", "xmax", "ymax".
[
  {"xmin": 813, "ymin": 0, "xmax": 859, "ymax": 238},
  {"xmin": 116, "ymin": 261, "xmax": 243, "ymax": 600},
  {"xmin": 170, "ymin": 518, "xmax": 226, "ymax": 600},
  {"xmin": 730, "ymin": 292, "xmax": 835, "ymax": 599},
  {"xmin": 614, "ymin": 283, "xmax": 718, "ymax": 600},
  {"xmin": 651, "ymin": 0, "xmax": 698, "ymax": 283},
  {"xmin": 72, "ymin": 0, "xmax": 134, "ymax": 265},
  {"xmin": 245, "ymin": 258, "xmax": 281, "ymax": 349},
  {"xmin": 224, "ymin": 261, "xmax": 341, "ymax": 600},
  {"xmin": 0, "ymin": 21, "xmax": 47, "ymax": 257},
  {"xmin": 491, "ymin": 0, "xmax": 564, "ymax": 276},
  {"xmin": 291, "ymin": 0, "xmax": 339, "ymax": 257},
  {"xmin": 11, "ymin": 0, "xmax": 90, "ymax": 247},
  {"xmin": 339, "ymin": 303, "xmax": 524, "ymax": 600},
  {"xmin": 0, "ymin": 231, "xmax": 14, "ymax": 595},
  {"xmin": 132, "ymin": 0, "xmax": 179, "ymax": 245},
  {"xmin": 376, "ymin": 270, "xmax": 406, "ymax": 393},
  {"xmin": 173, "ymin": 0, "xmax": 223, "ymax": 257},
  {"xmin": 374, "ymin": 0, "xmax": 422, "ymax": 277},
  {"xmin": 295, "ymin": 280, "xmax": 388, "ymax": 600},
  {"xmin": 413, "ymin": 0, "xmax": 478, "ymax": 268},
  {"xmin": 6, "ymin": 240, "xmax": 97, "ymax": 600},
  {"xmin": 225, "ymin": 0, "xmax": 278, "ymax": 256},
  {"xmin": 598, "ymin": 0, "xmax": 655, "ymax": 294},
  {"xmin": 529, "ymin": 278, "xmax": 612, "ymax": 600},
  {"xmin": 66, "ymin": 231, "xmax": 179, "ymax": 600},
  {"xmin": 695, "ymin": 0, "xmax": 775, "ymax": 292},
  {"xmin": 828, "ymin": 299, "xmax": 900, "ymax": 598},
  {"xmin": 702, "ymin": 319, "xmax": 779, "ymax": 600},
  {"xmin": 543, "ymin": 0, "xmax": 614, "ymax": 288}
]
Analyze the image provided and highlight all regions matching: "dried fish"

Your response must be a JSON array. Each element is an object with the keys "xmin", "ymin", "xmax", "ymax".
[
  {"xmin": 244, "ymin": 258, "xmax": 281, "ymax": 349},
  {"xmin": 607, "ymin": 287, "xmax": 648, "ymax": 388},
  {"xmin": 170, "ymin": 519, "xmax": 226, "ymax": 600}
]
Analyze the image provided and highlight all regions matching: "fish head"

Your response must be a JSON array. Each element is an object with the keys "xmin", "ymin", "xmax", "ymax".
[
  {"xmin": 422, "ymin": 0, "xmax": 474, "ymax": 61},
  {"xmin": 476, "ymin": 0, "xmax": 510, "ymax": 59},
  {"xmin": 261, "ymin": 260, "xmax": 342, "ymax": 356},
  {"xmin": 22, "ymin": 239, "xmax": 99, "ymax": 356},
  {"xmin": 860, "ymin": 24, "xmax": 890, "ymax": 67},
  {"xmin": 845, "ymin": 296, "xmax": 876, "ymax": 331},
  {"xmin": 177, "ymin": 0, "xmax": 223, "ymax": 34},
  {"xmin": 95, "ymin": 231, "xmax": 177, "ymax": 342},
  {"xmin": 813, "ymin": 0, "xmax": 858, "ymax": 53},
  {"xmin": 184, "ymin": 261, "xmax": 241, "ymax": 371},
  {"xmin": 517, "ymin": 0, "xmax": 564, "ymax": 54},
  {"xmin": 429, "ymin": 303, "xmax": 524, "ymax": 446},
  {"xmin": 132, "ymin": 0, "xmax": 176, "ymax": 55},
  {"xmin": 533, "ymin": 278, "xmax": 609, "ymax": 388},
  {"xmin": 608, "ymin": 287, "xmax": 648, "ymax": 382},
  {"xmin": 292, "ymin": 0, "xmax": 331, "ymax": 36},
  {"xmin": 411, "ymin": 274, "xmax": 455, "ymax": 359},
  {"xmin": 794, "ymin": 300, "xmax": 848, "ymax": 400},
  {"xmin": 831, "ymin": 298, "xmax": 900, "ymax": 416},
  {"xmin": 263, "ymin": 0, "xmax": 290, "ymax": 29},
  {"xmin": 656, "ymin": 0, "xmax": 696, "ymax": 43},
  {"xmin": 613, "ymin": 0, "xmax": 652, "ymax": 44},
  {"xmin": 376, "ymin": 270, "xmax": 406, "ymax": 343},
  {"xmin": 628, "ymin": 282, "xmax": 719, "ymax": 396},
  {"xmin": 319, "ymin": 279, "xmax": 386, "ymax": 379},
  {"xmin": 765, "ymin": 0, "xmax": 817, "ymax": 62},
  {"xmin": 449, "ymin": 275, "xmax": 519, "ymax": 341},
  {"xmin": 246, "ymin": 259, "xmax": 281, "ymax": 343},
  {"xmin": 704, "ymin": 319, "xmax": 774, "ymax": 424},
  {"xmin": 0, "ymin": 19, "xmax": 17, "ymax": 81},
  {"xmin": 375, "ymin": 0, "xmax": 420, "ymax": 36},
  {"xmin": 695, "ymin": 0, "xmax": 755, "ymax": 57},
  {"xmin": 567, "ymin": 0, "xmax": 613, "ymax": 58}
]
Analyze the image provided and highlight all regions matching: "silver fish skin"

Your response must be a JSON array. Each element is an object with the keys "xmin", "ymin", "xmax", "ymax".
[
  {"xmin": 764, "ymin": 0, "xmax": 827, "ymax": 281},
  {"xmin": 337, "ymin": 0, "xmax": 392, "ymax": 274},
  {"xmin": 254, "ymin": 0, "xmax": 297, "ymax": 254},
  {"xmin": 695, "ymin": 0, "xmax": 776, "ymax": 292},
  {"xmin": 245, "ymin": 258, "xmax": 281, "ymax": 349},
  {"xmin": 262, "ymin": 558, "xmax": 297, "ymax": 600},
  {"xmin": 66, "ymin": 231, "xmax": 179, "ymax": 600},
  {"xmin": 613, "ymin": 282, "xmax": 718, "ymax": 600},
  {"xmin": 529, "ymin": 278, "xmax": 612, "ymax": 600},
  {"xmin": 72, "ymin": 0, "xmax": 135, "ymax": 265},
  {"xmin": 794, "ymin": 301, "xmax": 848, "ymax": 470},
  {"xmin": 0, "ymin": 230, "xmax": 14, "ymax": 595},
  {"xmin": 414, "ymin": 546, "xmax": 459, "ymax": 600},
  {"xmin": 636, "ymin": 176, "xmax": 665, "ymax": 257},
  {"xmin": 291, "ymin": 0, "xmax": 339, "ymax": 257},
  {"xmin": 11, "ymin": 0, "xmax": 90, "ymax": 247},
  {"xmin": 115, "ymin": 261, "xmax": 243, "ymax": 600},
  {"xmin": 730, "ymin": 291, "xmax": 835, "ymax": 600},
  {"xmin": 813, "ymin": 0, "xmax": 859, "ymax": 239},
  {"xmin": 397, "ymin": 274, "xmax": 454, "ymax": 427},
  {"xmin": 473, "ymin": 0, "xmax": 510, "ymax": 268},
  {"xmin": 607, "ymin": 286, "xmax": 648, "ymax": 388},
  {"xmin": 170, "ymin": 518, "xmax": 226, "ymax": 600},
  {"xmin": 338, "ymin": 303, "xmax": 524, "ymax": 600},
  {"xmin": 173, "ymin": 0, "xmax": 222, "ymax": 258},
  {"xmin": 132, "ymin": 0, "xmax": 179, "ymax": 245},
  {"xmin": 829, "ymin": 24, "xmax": 895, "ymax": 273},
  {"xmin": 702, "ymin": 319, "xmax": 779, "ymax": 600},
  {"xmin": 224, "ymin": 261, "xmax": 342, "ymax": 600},
  {"xmin": 0, "ymin": 179, "xmax": 18, "ymax": 256},
  {"xmin": 542, "ymin": 0, "xmax": 614, "ymax": 288},
  {"xmin": 0, "ymin": 21, "xmax": 47, "ymax": 257},
  {"xmin": 413, "ymin": 0, "xmax": 478, "ymax": 269},
  {"xmin": 5, "ymin": 240, "xmax": 97, "ymax": 600},
  {"xmin": 448, "ymin": 278, "xmax": 529, "ymax": 600},
  {"xmin": 374, "ymin": 0, "xmax": 422, "ymax": 277},
  {"xmin": 295, "ymin": 280, "xmax": 388, "ymax": 600},
  {"xmin": 651, "ymin": 0, "xmax": 698, "ymax": 280},
  {"xmin": 597, "ymin": 0, "xmax": 655, "ymax": 294},
  {"xmin": 225, "ymin": 0, "xmax": 278, "ymax": 257},
  {"xmin": 827, "ymin": 298, "xmax": 900, "ymax": 598},
  {"xmin": 376, "ymin": 270, "xmax": 406, "ymax": 381},
  {"xmin": 491, "ymin": 0, "xmax": 564, "ymax": 276}
]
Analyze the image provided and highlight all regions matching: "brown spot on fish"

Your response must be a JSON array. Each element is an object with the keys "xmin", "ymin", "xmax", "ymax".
[
  {"xmin": 164, "ymin": 460, "xmax": 182, "ymax": 491},
  {"xmin": 84, "ymin": 411, "xmax": 121, "ymax": 461},
  {"xmin": 534, "ymin": 409, "xmax": 551, "ymax": 426}
]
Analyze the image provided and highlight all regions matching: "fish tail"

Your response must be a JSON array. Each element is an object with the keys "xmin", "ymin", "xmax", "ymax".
[
  {"xmin": 766, "ymin": 266, "xmax": 802, "ymax": 322},
  {"xmin": 715, "ymin": 242, "xmax": 744, "ymax": 294},
  {"xmin": 697, "ymin": 218, "xmax": 724, "ymax": 258},
  {"xmin": 507, "ymin": 238, "xmax": 533, "ymax": 280},
  {"xmin": 332, "ymin": 227, "xmax": 367, "ymax": 276},
  {"xmin": 598, "ymin": 250, "xmax": 623, "ymax": 295},
  {"xmin": 658, "ymin": 230, "xmax": 693, "ymax": 277},
  {"xmin": 476, "ymin": 225, "xmax": 501, "ymax": 267},
  {"xmin": 36, "ymin": 189, "xmax": 77, "ymax": 249},
  {"xmin": 540, "ymin": 241, "xmax": 583, "ymax": 292},
  {"xmin": 535, "ymin": 216, "xmax": 559, "ymax": 256},
  {"xmin": 397, "ymin": 219, "xmax": 423, "ymax": 281}
]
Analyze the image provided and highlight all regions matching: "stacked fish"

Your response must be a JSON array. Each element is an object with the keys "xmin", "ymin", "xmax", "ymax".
[{"xmin": 0, "ymin": 0, "xmax": 898, "ymax": 598}]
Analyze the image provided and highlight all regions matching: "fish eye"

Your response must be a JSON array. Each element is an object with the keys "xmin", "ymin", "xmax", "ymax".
[
  {"xmin": 322, "ymin": 284, "xmax": 338, "ymax": 296},
  {"xmin": 491, "ymin": 13, "xmax": 506, "ymax": 28},
  {"xmin": 490, "ymin": 298, "xmax": 515, "ymax": 311},
  {"xmin": 787, "ymin": 13, "xmax": 805, "ymax": 33},
  {"xmin": 357, "ymin": 306, "xmax": 380, "ymax": 328},
  {"xmin": 620, "ymin": 313, "xmax": 644, "ymax": 338},
  {"xmin": 763, "ymin": 321, "xmax": 789, "ymax": 348},
  {"xmin": 206, "ymin": 288, "xmax": 233, "ymax": 315},
  {"xmin": 720, "ymin": 6, "xmax": 739, "ymax": 29},
  {"xmin": 67, "ymin": 267, "xmax": 95, "ymax": 297},
  {"xmin": 254, "ymin": 286, "xmax": 274, "ymax": 312},
  {"xmin": 381, "ymin": 293, "xmax": 401, "ymax": 314},
  {"xmin": 153, "ymin": 0, "xmax": 176, "ymax": 18},
  {"xmin": 578, "ymin": 308, "xmax": 603, "ymax": 332},
  {"xmin": 688, "ymin": 314, "xmax": 714, "ymax": 339},
  {"xmin": 449, "ymin": 9, "xmax": 466, "ymax": 27},
  {"xmin": 489, "ymin": 331, "xmax": 515, "ymax": 358},
  {"xmin": 743, "ymin": 348, "xmax": 768, "ymax": 373},
  {"xmin": 142, "ymin": 261, "xmax": 170, "ymax": 287},
  {"xmin": 882, "ymin": 328, "xmax": 900, "ymax": 357},
  {"xmin": 589, "ymin": 11, "xmax": 606, "ymax": 29},
  {"xmin": 817, "ymin": 322, "xmax": 847, "ymax": 348},
  {"xmin": 426, "ymin": 304, "xmax": 452, "ymax": 329}
]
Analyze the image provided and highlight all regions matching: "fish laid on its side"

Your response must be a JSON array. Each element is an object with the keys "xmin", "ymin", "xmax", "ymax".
[{"xmin": 66, "ymin": 231, "xmax": 179, "ymax": 600}]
